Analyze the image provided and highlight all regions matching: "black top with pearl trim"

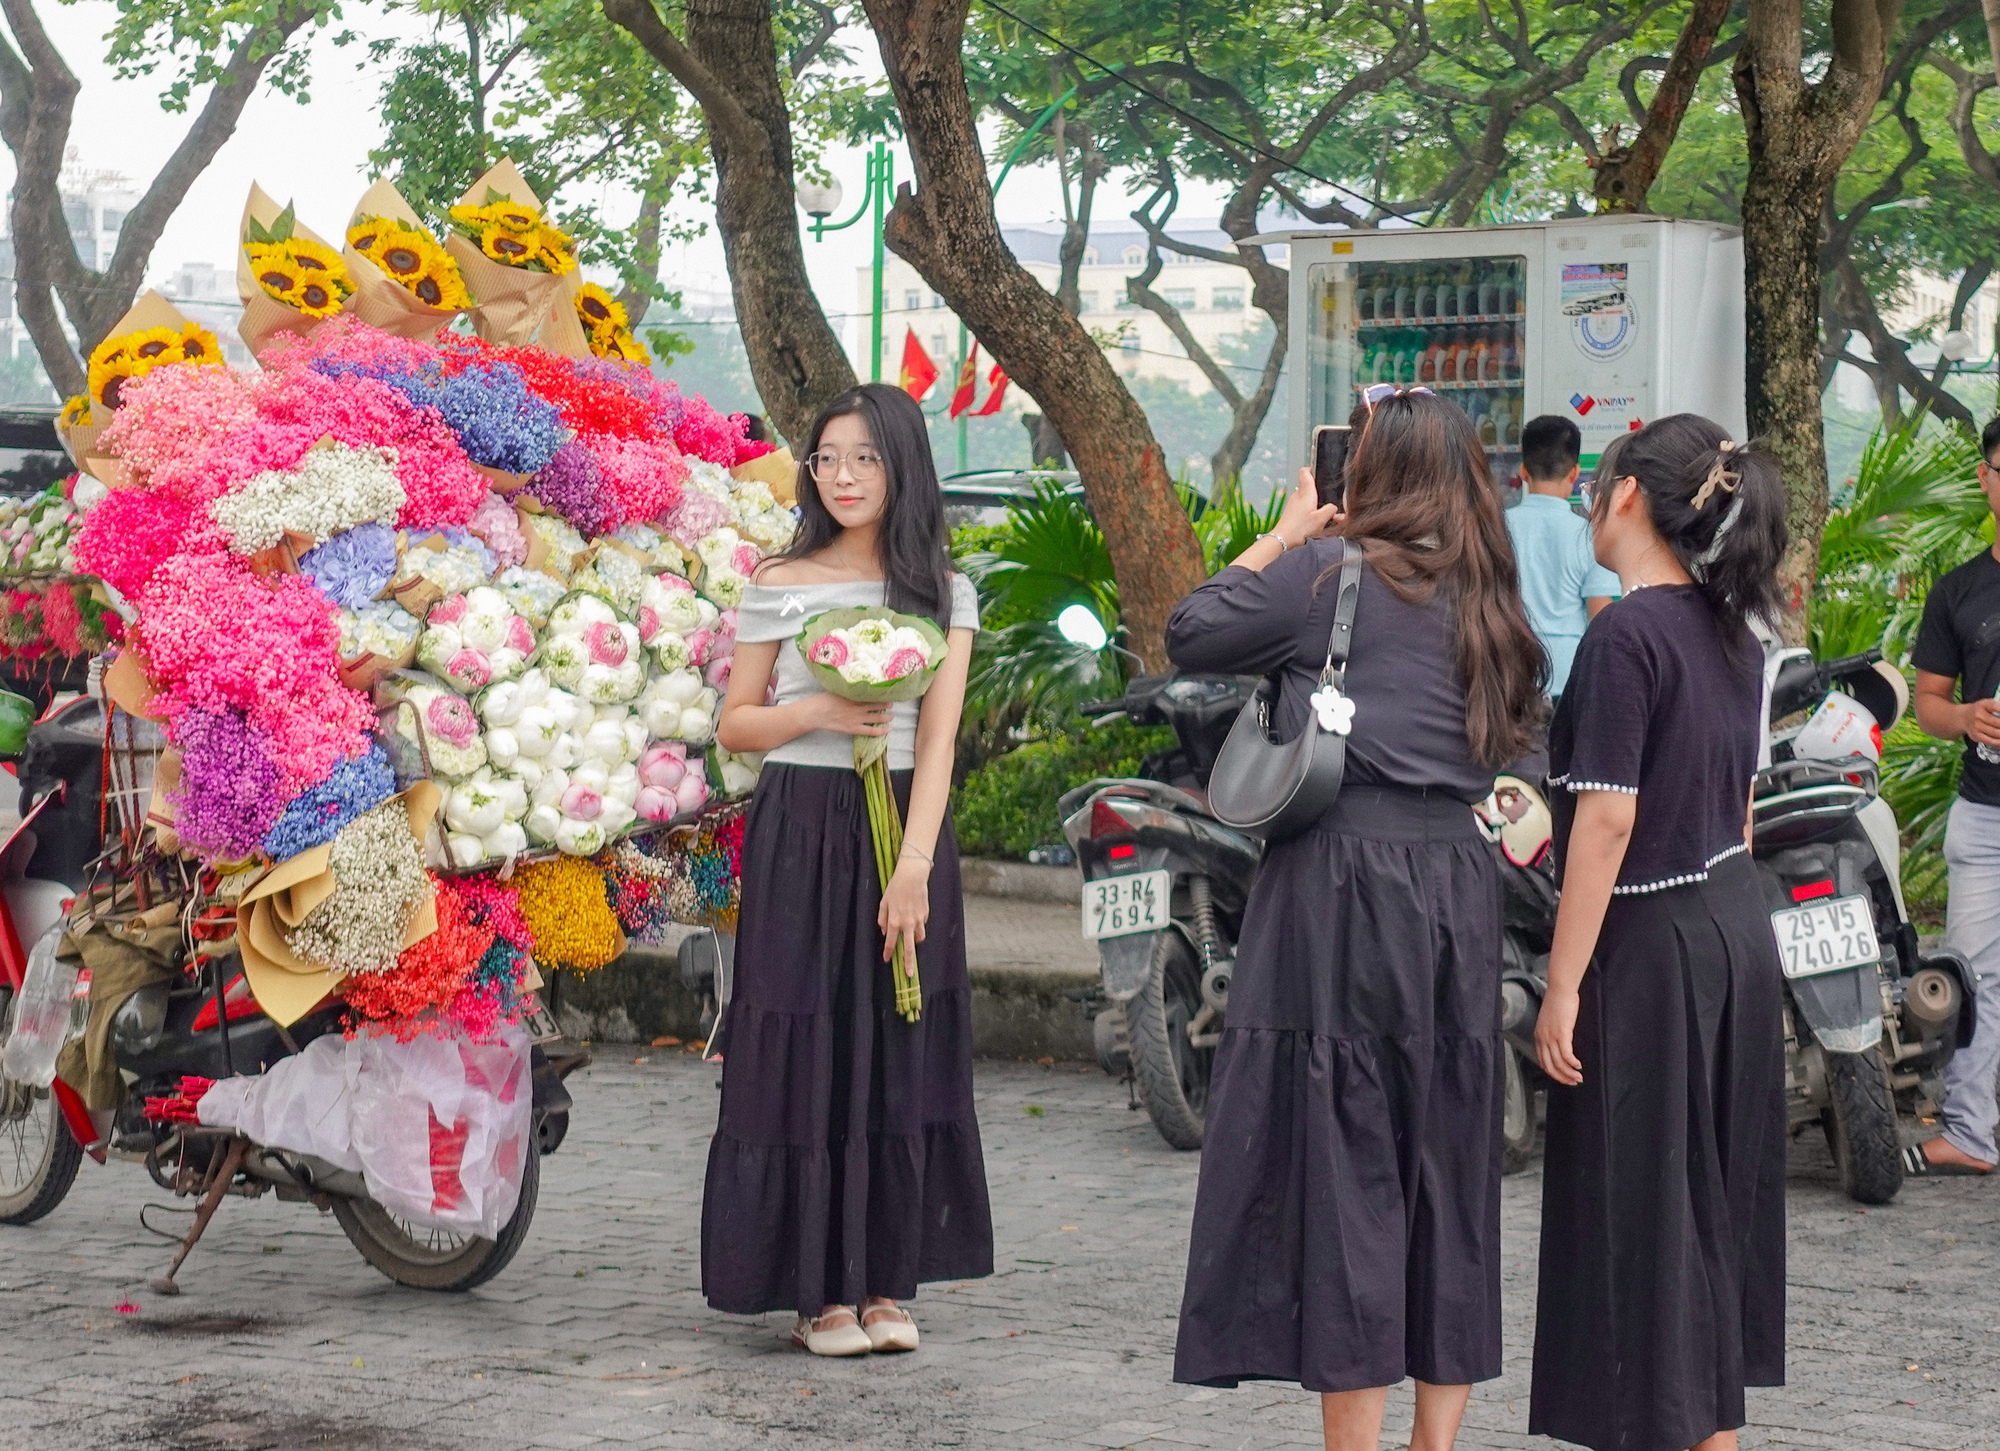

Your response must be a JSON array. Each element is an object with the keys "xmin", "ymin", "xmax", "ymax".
[{"xmin": 1547, "ymin": 584, "xmax": 1762, "ymax": 896}]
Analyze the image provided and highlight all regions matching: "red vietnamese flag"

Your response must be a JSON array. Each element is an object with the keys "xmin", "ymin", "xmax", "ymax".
[
  {"xmin": 898, "ymin": 328, "xmax": 939, "ymax": 401},
  {"xmin": 948, "ymin": 342, "xmax": 980, "ymax": 417},
  {"xmin": 971, "ymin": 361, "xmax": 1010, "ymax": 416}
]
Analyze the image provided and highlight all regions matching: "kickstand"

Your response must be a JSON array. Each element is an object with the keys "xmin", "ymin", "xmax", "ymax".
[{"xmin": 150, "ymin": 1136, "xmax": 248, "ymax": 1295}]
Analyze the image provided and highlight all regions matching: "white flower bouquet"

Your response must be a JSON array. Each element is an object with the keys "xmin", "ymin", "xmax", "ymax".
[{"xmin": 797, "ymin": 607, "xmax": 949, "ymax": 1022}]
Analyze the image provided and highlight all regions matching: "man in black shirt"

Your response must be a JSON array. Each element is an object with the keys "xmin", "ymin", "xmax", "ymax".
[{"xmin": 1911, "ymin": 414, "xmax": 2000, "ymax": 1173}]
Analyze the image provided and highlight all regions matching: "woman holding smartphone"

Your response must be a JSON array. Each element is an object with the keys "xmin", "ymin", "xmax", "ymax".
[
  {"xmin": 704, "ymin": 383, "xmax": 992, "ymax": 1357},
  {"xmin": 1531, "ymin": 415, "xmax": 1788, "ymax": 1451},
  {"xmin": 1169, "ymin": 389, "xmax": 1545, "ymax": 1451}
]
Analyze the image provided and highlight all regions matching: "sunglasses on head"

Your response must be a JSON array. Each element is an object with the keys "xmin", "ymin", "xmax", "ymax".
[{"xmin": 1360, "ymin": 383, "xmax": 1435, "ymax": 411}]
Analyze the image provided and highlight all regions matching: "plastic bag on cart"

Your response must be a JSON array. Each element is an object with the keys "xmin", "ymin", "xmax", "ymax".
[
  {"xmin": 348, "ymin": 1023, "xmax": 532, "ymax": 1239},
  {"xmin": 196, "ymin": 1033, "xmax": 362, "ymax": 1171}
]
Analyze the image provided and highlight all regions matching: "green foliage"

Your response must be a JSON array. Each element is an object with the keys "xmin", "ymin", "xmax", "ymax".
[
  {"xmin": 952, "ymin": 719, "xmax": 1176, "ymax": 860},
  {"xmin": 1881, "ymin": 713, "xmax": 1960, "ymax": 912}
]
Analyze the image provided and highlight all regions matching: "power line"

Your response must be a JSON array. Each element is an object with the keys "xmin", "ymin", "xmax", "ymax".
[{"xmin": 973, "ymin": 0, "xmax": 1425, "ymax": 228}]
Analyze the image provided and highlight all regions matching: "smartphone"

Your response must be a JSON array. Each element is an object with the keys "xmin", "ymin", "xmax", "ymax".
[{"xmin": 1312, "ymin": 424, "xmax": 1352, "ymax": 510}]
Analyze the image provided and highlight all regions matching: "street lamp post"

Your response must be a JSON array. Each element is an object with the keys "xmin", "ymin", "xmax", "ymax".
[{"xmin": 799, "ymin": 141, "xmax": 894, "ymax": 383}]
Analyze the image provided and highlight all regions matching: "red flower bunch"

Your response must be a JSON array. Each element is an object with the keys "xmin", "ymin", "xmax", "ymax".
[
  {"xmin": 448, "ymin": 336, "xmax": 655, "ymax": 438},
  {"xmin": 342, "ymin": 875, "xmax": 496, "ymax": 1040}
]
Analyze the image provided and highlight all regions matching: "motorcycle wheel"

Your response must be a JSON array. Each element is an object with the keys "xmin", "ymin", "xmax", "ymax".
[
  {"xmin": 0, "ymin": 985, "xmax": 82, "ymax": 1226},
  {"xmin": 332, "ymin": 1141, "xmax": 540, "ymax": 1291},
  {"xmin": 536, "ymin": 1108, "xmax": 569, "ymax": 1157},
  {"xmin": 1822, "ymin": 1046, "xmax": 1903, "ymax": 1205},
  {"xmin": 1129, "ymin": 931, "xmax": 1211, "ymax": 1151},
  {"xmin": 1500, "ymin": 1047, "xmax": 1538, "ymax": 1174}
]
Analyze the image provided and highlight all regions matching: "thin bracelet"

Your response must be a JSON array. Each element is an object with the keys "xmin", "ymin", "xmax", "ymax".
[
  {"xmin": 900, "ymin": 844, "xmax": 933, "ymax": 865},
  {"xmin": 1254, "ymin": 531, "xmax": 1289, "ymax": 553}
]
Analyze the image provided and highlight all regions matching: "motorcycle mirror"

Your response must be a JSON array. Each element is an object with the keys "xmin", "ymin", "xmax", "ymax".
[{"xmin": 1057, "ymin": 604, "xmax": 1109, "ymax": 651}]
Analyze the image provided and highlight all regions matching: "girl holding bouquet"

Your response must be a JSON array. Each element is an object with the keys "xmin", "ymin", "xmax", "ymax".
[{"xmin": 705, "ymin": 382, "xmax": 990, "ymax": 1356}]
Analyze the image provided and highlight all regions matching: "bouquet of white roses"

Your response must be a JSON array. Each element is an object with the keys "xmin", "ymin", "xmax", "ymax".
[{"xmin": 798, "ymin": 607, "xmax": 948, "ymax": 1022}]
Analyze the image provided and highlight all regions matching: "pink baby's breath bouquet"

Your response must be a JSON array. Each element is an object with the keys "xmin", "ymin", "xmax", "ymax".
[{"xmin": 798, "ymin": 607, "xmax": 947, "ymax": 1021}]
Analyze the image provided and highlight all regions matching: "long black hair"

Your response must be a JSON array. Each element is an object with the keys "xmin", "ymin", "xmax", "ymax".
[
  {"xmin": 1322, "ymin": 390, "xmax": 1547, "ymax": 768},
  {"xmin": 780, "ymin": 382, "xmax": 952, "ymax": 627},
  {"xmin": 1589, "ymin": 413, "xmax": 1787, "ymax": 642}
]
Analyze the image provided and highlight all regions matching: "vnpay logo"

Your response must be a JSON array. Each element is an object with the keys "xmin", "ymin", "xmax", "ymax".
[{"xmin": 1570, "ymin": 393, "xmax": 1635, "ymax": 416}]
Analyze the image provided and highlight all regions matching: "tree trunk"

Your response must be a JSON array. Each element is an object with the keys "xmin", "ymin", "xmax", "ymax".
[
  {"xmin": 603, "ymin": 0, "xmax": 855, "ymax": 445},
  {"xmin": 1592, "ymin": 0, "xmax": 1733, "ymax": 212},
  {"xmin": 860, "ymin": 0, "xmax": 1204, "ymax": 669},
  {"xmin": 1733, "ymin": 0, "xmax": 1903, "ymax": 639}
]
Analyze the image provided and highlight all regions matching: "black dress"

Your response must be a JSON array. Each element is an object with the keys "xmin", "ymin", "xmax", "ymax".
[
  {"xmin": 1531, "ymin": 585, "xmax": 1786, "ymax": 1451},
  {"xmin": 1167, "ymin": 540, "xmax": 1506, "ymax": 1394}
]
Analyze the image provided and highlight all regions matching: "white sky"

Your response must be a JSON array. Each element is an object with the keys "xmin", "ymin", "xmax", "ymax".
[{"xmin": 15, "ymin": 2, "xmax": 1235, "ymax": 356}]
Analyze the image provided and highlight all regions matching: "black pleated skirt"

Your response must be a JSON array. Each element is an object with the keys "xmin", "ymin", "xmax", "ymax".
[
  {"xmin": 1530, "ymin": 849, "xmax": 1787, "ymax": 1451},
  {"xmin": 1174, "ymin": 785, "xmax": 1505, "ymax": 1394},
  {"xmin": 700, "ymin": 763, "xmax": 995, "ymax": 1316}
]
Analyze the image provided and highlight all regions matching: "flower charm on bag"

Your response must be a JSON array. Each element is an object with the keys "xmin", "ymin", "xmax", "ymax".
[{"xmin": 1309, "ymin": 685, "xmax": 1356, "ymax": 736}]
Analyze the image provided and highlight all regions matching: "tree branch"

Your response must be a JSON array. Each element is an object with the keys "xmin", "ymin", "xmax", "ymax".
[
  {"xmin": 788, "ymin": 0, "xmax": 839, "ymax": 76},
  {"xmin": 601, "ymin": 0, "xmax": 765, "ymax": 155}
]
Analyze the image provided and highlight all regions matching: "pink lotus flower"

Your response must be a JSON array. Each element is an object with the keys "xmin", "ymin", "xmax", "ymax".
[
  {"xmin": 426, "ymin": 694, "xmax": 478, "ymax": 748},
  {"xmin": 715, "ymin": 609, "xmax": 738, "ymax": 649},
  {"xmin": 673, "ymin": 774, "xmax": 709, "ymax": 814},
  {"xmin": 882, "ymin": 647, "xmax": 926, "ymax": 681},
  {"xmin": 638, "ymin": 742, "xmax": 687, "ymax": 790},
  {"xmin": 429, "ymin": 594, "xmax": 468, "ymax": 626},
  {"xmin": 504, "ymin": 616, "xmax": 535, "ymax": 653},
  {"xmin": 446, "ymin": 649, "xmax": 492, "ymax": 689},
  {"xmin": 807, "ymin": 634, "xmax": 848, "ymax": 668},
  {"xmin": 635, "ymin": 785, "xmax": 675, "ymax": 822},
  {"xmin": 560, "ymin": 783, "xmax": 603, "ymax": 820},
  {"xmin": 686, "ymin": 627, "xmax": 714, "ymax": 667},
  {"xmin": 705, "ymin": 656, "xmax": 732, "ymax": 691},
  {"xmin": 730, "ymin": 542, "xmax": 760, "ymax": 576},
  {"xmin": 657, "ymin": 573, "xmax": 693, "ymax": 595},
  {"xmin": 636, "ymin": 605, "xmax": 659, "ymax": 642},
  {"xmin": 583, "ymin": 621, "xmax": 627, "ymax": 666}
]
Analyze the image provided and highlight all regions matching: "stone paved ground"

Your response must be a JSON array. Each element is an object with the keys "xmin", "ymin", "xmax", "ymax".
[{"xmin": 3, "ymin": 1055, "xmax": 1999, "ymax": 1451}]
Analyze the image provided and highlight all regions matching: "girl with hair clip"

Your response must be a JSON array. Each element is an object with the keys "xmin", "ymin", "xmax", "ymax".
[
  {"xmin": 1168, "ymin": 388, "xmax": 1546, "ymax": 1451},
  {"xmin": 702, "ymin": 383, "xmax": 992, "ymax": 1357},
  {"xmin": 1530, "ymin": 414, "xmax": 1790, "ymax": 1451}
]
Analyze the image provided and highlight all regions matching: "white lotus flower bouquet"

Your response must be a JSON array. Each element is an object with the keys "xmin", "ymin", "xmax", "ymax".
[
  {"xmin": 417, "ymin": 585, "xmax": 535, "ymax": 693},
  {"xmin": 541, "ymin": 591, "xmax": 645, "ymax": 705},
  {"xmin": 798, "ymin": 607, "xmax": 949, "ymax": 1022}
]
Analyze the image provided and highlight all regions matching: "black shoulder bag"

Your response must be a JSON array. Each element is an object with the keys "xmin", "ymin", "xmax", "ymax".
[{"xmin": 1206, "ymin": 540, "xmax": 1363, "ymax": 842}]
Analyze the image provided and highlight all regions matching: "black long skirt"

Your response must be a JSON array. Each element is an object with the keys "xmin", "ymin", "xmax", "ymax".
[
  {"xmin": 1174, "ymin": 785, "xmax": 1505, "ymax": 1394},
  {"xmin": 700, "ymin": 763, "xmax": 995, "ymax": 1316},
  {"xmin": 1530, "ymin": 850, "xmax": 1786, "ymax": 1451}
]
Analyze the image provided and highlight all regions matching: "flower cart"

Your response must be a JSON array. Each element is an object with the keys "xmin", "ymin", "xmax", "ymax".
[{"xmin": 0, "ymin": 168, "xmax": 778, "ymax": 1290}]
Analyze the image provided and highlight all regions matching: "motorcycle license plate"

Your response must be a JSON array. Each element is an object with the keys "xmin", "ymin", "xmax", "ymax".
[
  {"xmin": 1083, "ymin": 869, "xmax": 1170, "ymax": 941},
  {"xmin": 1770, "ymin": 894, "xmax": 1880, "ymax": 979}
]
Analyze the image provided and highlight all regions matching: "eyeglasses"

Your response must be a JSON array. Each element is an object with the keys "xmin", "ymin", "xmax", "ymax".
[
  {"xmin": 1359, "ymin": 383, "xmax": 1435, "ymax": 411},
  {"xmin": 808, "ymin": 447, "xmax": 885, "ymax": 483}
]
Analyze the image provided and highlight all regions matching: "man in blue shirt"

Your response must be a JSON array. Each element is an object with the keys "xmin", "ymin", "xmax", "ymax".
[{"xmin": 1505, "ymin": 415, "xmax": 1619, "ymax": 696}]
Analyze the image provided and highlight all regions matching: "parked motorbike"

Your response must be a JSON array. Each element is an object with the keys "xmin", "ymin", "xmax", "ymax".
[
  {"xmin": 0, "ymin": 694, "xmax": 588, "ymax": 1290},
  {"xmin": 1754, "ymin": 648, "xmax": 1974, "ymax": 1205},
  {"xmin": 1060, "ymin": 674, "xmax": 1261, "ymax": 1149}
]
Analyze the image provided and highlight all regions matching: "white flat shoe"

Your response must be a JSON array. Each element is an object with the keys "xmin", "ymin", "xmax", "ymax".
[
  {"xmin": 792, "ymin": 1307, "xmax": 872, "ymax": 1357},
  {"xmin": 861, "ymin": 1304, "xmax": 919, "ymax": 1353}
]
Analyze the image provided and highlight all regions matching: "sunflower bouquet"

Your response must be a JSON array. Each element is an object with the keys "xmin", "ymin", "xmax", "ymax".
[
  {"xmin": 237, "ymin": 184, "xmax": 351, "ymax": 358},
  {"xmin": 797, "ymin": 607, "xmax": 949, "ymax": 1022},
  {"xmin": 441, "ymin": 161, "xmax": 573, "ymax": 347},
  {"xmin": 59, "ymin": 290, "xmax": 221, "ymax": 465},
  {"xmin": 344, "ymin": 180, "xmax": 469, "ymax": 337},
  {"xmin": 575, "ymin": 283, "xmax": 648, "ymax": 364}
]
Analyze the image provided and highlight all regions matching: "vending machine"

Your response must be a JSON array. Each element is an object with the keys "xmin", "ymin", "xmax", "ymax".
[{"xmin": 1272, "ymin": 215, "xmax": 1744, "ymax": 483}]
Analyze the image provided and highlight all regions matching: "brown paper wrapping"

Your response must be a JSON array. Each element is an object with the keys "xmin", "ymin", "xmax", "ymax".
[
  {"xmin": 388, "ymin": 531, "xmax": 455, "ymax": 617},
  {"xmin": 236, "ymin": 184, "xmax": 340, "ymax": 360},
  {"xmin": 56, "ymin": 419, "xmax": 105, "ymax": 469},
  {"xmin": 236, "ymin": 782, "xmax": 443, "ymax": 1027},
  {"xmin": 65, "ymin": 290, "xmax": 204, "ymax": 468},
  {"xmin": 145, "ymin": 749, "xmax": 181, "ymax": 855},
  {"xmin": 103, "ymin": 648, "xmax": 163, "ymax": 721},
  {"xmin": 245, "ymin": 529, "xmax": 318, "ymax": 582},
  {"xmin": 516, "ymin": 505, "xmax": 551, "ymax": 574},
  {"xmin": 536, "ymin": 271, "xmax": 596, "ymax": 359},
  {"xmin": 337, "ymin": 631, "xmax": 419, "ymax": 694},
  {"xmin": 732, "ymin": 447, "xmax": 798, "ymax": 507},
  {"xmin": 341, "ymin": 179, "xmax": 463, "ymax": 339},
  {"xmin": 474, "ymin": 463, "xmax": 532, "ymax": 496},
  {"xmin": 449, "ymin": 160, "xmax": 565, "ymax": 347}
]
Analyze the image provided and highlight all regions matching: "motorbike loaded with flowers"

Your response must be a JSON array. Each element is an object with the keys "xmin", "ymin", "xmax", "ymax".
[{"xmin": 0, "ymin": 163, "xmax": 785, "ymax": 1291}]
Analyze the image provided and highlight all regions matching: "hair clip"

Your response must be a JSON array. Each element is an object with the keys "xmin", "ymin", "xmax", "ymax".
[{"xmin": 1690, "ymin": 439, "xmax": 1739, "ymax": 511}]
